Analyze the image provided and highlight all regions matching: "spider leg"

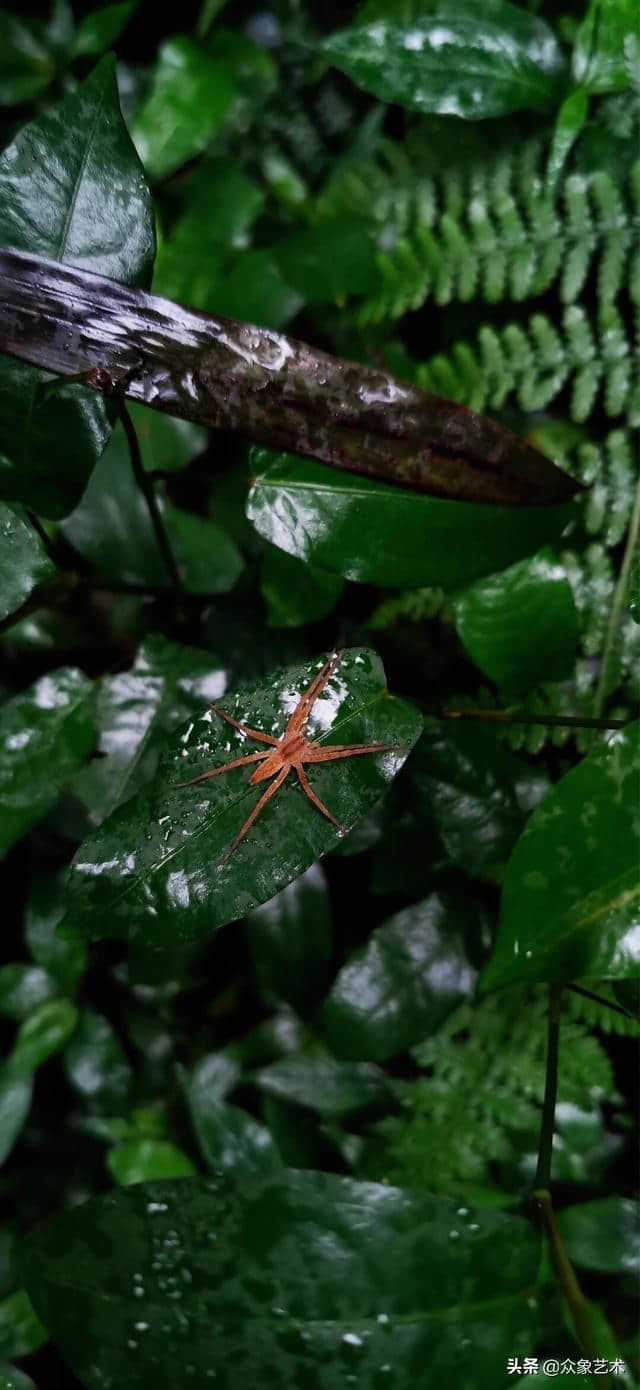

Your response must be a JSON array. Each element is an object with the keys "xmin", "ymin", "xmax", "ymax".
[
  {"xmin": 303, "ymin": 742, "xmax": 395, "ymax": 763},
  {"xmin": 174, "ymin": 750, "xmax": 270, "ymax": 787},
  {"xmin": 285, "ymin": 650, "xmax": 343, "ymax": 735},
  {"xmin": 210, "ymin": 704, "xmax": 278, "ymax": 746},
  {"xmin": 295, "ymin": 763, "xmax": 343, "ymax": 830},
  {"xmin": 221, "ymin": 764, "xmax": 289, "ymax": 863}
]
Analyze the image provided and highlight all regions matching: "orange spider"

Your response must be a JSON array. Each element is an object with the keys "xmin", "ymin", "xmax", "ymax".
[{"xmin": 175, "ymin": 651, "xmax": 394, "ymax": 862}]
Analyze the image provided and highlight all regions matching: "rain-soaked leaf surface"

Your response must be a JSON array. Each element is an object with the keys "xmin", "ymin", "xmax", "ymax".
[
  {"xmin": 245, "ymin": 864, "xmax": 332, "ymax": 1012},
  {"xmin": 0, "ymin": 505, "xmax": 55, "ymax": 625},
  {"xmin": 482, "ymin": 722, "xmax": 640, "ymax": 989},
  {"xmin": 20, "ymin": 1172, "xmax": 541, "ymax": 1390},
  {"xmin": 132, "ymin": 37, "xmax": 235, "ymax": 179},
  {"xmin": 65, "ymin": 649, "xmax": 422, "ymax": 949},
  {"xmin": 246, "ymin": 453, "xmax": 575, "ymax": 589},
  {"xmin": 556, "ymin": 1197, "xmax": 640, "ymax": 1275},
  {"xmin": 0, "ymin": 668, "xmax": 95, "ymax": 855}
]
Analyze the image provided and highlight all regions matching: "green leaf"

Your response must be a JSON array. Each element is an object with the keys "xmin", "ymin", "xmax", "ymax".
[
  {"xmin": 25, "ymin": 871, "xmax": 88, "ymax": 990},
  {"xmin": 482, "ymin": 722, "xmax": 640, "ymax": 989},
  {"xmin": 0, "ymin": 505, "xmax": 56, "ymax": 625},
  {"xmin": 261, "ymin": 546, "xmax": 344, "ymax": 628},
  {"xmin": 106, "ymin": 1139, "xmax": 197, "ymax": 1185},
  {"xmin": 125, "ymin": 401, "xmax": 207, "ymax": 475},
  {"xmin": 19, "ymin": 1172, "xmax": 541, "ymax": 1389},
  {"xmin": 324, "ymin": 0, "xmax": 566, "ymax": 119},
  {"xmin": 245, "ymin": 864, "xmax": 332, "ymax": 1012},
  {"xmin": 0, "ymin": 55, "xmax": 155, "ymax": 518},
  {"xmin": 72, "ymin": 0, "xmax": 138, "ymax": 57},
  {"xmin": 556, "ymin": 1197, "xmax": 640, "ymax": 1274},
  {"xmin": 273, "ymin": 214, "xmax": 380, "ymax": 304},
  {"xmin": 0, "ymin": 1072, "xmax": 32, "ymax": 1167},
  {"xmin": 323, "ymin": 892, "xmax": 478, "ymax": 1062},
  {"xmin": 63, "ymin": 1008, "xmax": 133, "ymax": 1114},
  {"xmin": 0, "ymin": 11, "xmax": 55, "ymax": 105},
  {"xmin": 0, "ymin": 1232, "xmax": 16, "ymax": 1301},
  {"xmin": 181, "ymin": 1063, "xmax": 281, "ymax": 1175},
  {"xmin": 11, "ymin": 999, "xmax": 78, "ymax": 1075},
  {"xmin": 201, "ymin": 248, "xmax": 302, "ymax": 331},
  {"xmin": 0, "ymin": 1364, "xmax": 37, "ymax": 1390},
  {"xmin": 132, "ymin": 36, "xmax": 234, "ymax": 179},
  {"xmin": 65, "ymin": 648, "xmax": 422, "ymax": 949},
  {"xmin": 61, "ymin": 422, "xmax": 243, "ymax": 594},
  {"xmin": 450, "ymin": 548, "xmax": 580, "ymax": 696},
  {"xmin": 246, "ymin": 452, "xmax": 575, "ymax": 589},
  {"xmin": 71, "ymin": 635, "xmax": 228, "ymax": 826},
  {"xmin": 0, "ymin": 667, "xmax": 95, "ymax": 856},
  {"xmin": 573, "ymin": 0, "xmax": 640, "ymax": 93},
  {"xmin": 152, "ymin": 159, "xmax": 265, "ymax": 308},
  {"xmin": 0, "ymin": 1290, "xmax": 46, "ymax": 1362},
  {"xmin": 254, "ymin": 1052, "xmax": 391, "ymax": 1116},
  {"xmin": 0, "ymin": 965, "xmax": 57, "ymax": 1022}
]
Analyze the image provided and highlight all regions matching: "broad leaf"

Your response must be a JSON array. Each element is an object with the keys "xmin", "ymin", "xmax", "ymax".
[
  {"xmin": 261, "ymin": 546, "xmax": 344, "ymax": 628},
  {"xmin": 0, "ymin": 11, "xmax": 55, "ymax": 105},
  {"xmin": 20, "ymin": 1171, "xmax": 541, "ymax": 1389},
  {"xmin": 273, "ymin": 214, "xmax": 380, "ymax": 304},
  {"xmin": 254, "ymin": 1052, "xmax": 391, "ymax": 1116},
  {"xmin": 132, "ymin": 36, "xmax": 234, "ymax": 179},
  {"xmin": 0, "ymin": 1073, "xmax": 32, "ymax": 1167},
  {"xmin": 482, "ymin": 722, "xmax": 640, "ymax": 989},
  {"xmin": 125, "ymin": 402, "xmax": 207, "ymax": 475},
  {"xmin": 573, "ymin": 0, "xmax": 640, "ymax": 94},
  {"xmin": 324, "ymin": 0, "xmax": 566, "ymax": 119},
  {"xmin": 72, "ymin": 0, "xmax": 138, "ymax": 57},
  {"xmin": 0, "ymin": 1290, "xmax": 46, "ymax": 1362},
  {"xmin": 10, "ymin": 1000, "xmax": 78, "ymax": 1075},
  {"xmin": 0, "ymin": 668, "xmax": 95, "ymax": 855},
  {"xmin": 153, "ymin": 159, "xmax": 264, "ymax": 307},
  {"xmin": 0, "ymin": 1364, "xmax": 37, "ymax": 1389},
  {"xmin": 107, "ymin": 1140, "xmax": 196, "ymax": 1185},
  {"xmin": 0, "ymin": 56, "xmax": 155, "ymax": 518},
  {"xmin": 245, "ymin": 864, "xmax": 332, "ymax": 1012},
  {"xmin": 25, "ymin": 871, "xmax": 88, "ymax": 990},
  {"xmin": 0, "ymin": 505, "xmax": 55, "ymax": 625},
  {"xmin": 323, "ymin": 892, "xmax": 478, "ymax": 1061},
  {"xmin": 0, "ymin": 965, "xmax": 57, "ymax": 1022},
  {"xmin": 450, "ymin": 548, "xmax": 579, "ymax": 696},
  {"xmin": 63, "ymin": 1008, "xmax": 133, "ymax": 1114},
  {"xmin": 556, "ymin": 1197, "xmax": 640, "ymax": 1274},
  {"xmin": 65, "ymin": 648, "xmax": 422, "ymax": 949},
  {"xmin": 181, "ymin": 1062, "xmax": 281, "ymax": 1175},
  {"xmin": 246, "ymin": 452, "xmax": 575, "ymax": 589}
]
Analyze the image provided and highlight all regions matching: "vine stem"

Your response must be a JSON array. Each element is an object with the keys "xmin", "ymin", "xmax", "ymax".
[
  {"xmin": 119, "ymin": 401, "xmax": 184, "ymax": 592},
  {"xmin": 592, "ymin": 471, "xmax": 640, "ymax": 719},
  {"xmin": 568, "ymin": 982, "xmax": 636, "ymax": 1022},
  {"xmin": 535, "ymin": 984, "xmax": 562, "ymax": 1192},
  {"xmin": 432, "ymin": 708, "xmax": 628, "ymax": 732}
]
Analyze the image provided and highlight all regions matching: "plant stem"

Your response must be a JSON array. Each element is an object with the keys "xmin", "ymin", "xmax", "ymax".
[
  {"xmin": 535, "ymin": 984, "xmax": 562, "ymax": 1191},
  {"xmin": 433, "ymin": 708, "xmax": 628, "ymax": 732},
  {"xmin": 568, "ymin": 982, "xmax": 636, "ymax": 1022},
  {"xmin": 593, "ymin": 472, "xmax": 640, "ymax": 718},
  {"xmin": 119, "ymin": 400, "xmax": 183, "ymax": 592},
  {"xmin": 531, "ymin": 1189, "xmax": 600, "ymax": 1366}
]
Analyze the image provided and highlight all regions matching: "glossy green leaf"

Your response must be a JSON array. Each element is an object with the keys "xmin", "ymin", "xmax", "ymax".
[
  {"xmin": 107, "ymin": 1139, "xmax": 197, "ymax": 1185},
  {"xmin": 261, "ymin": 546, "xmax": 344, "ymax": 628},
  {"xmin": 72, "ymin": 0, "xmax": 138, "ymax": 57},
  {"xmin": 181, "ymin": 1063, "xmax": 281, "ymax": 1174},
  {"xmin": 65, "ymin": 648, "xmax": 422, "ymax": 949},
  {"xmin": 246, "ymin": 452, "xmax": 575, "ymax": 589},
  {"xmin": 0, "ymin": 505, "xmax": 55, "ymax": 625},
  {"xmin": 11, "ymin": 999, "xmax": 78, "ymax": 1075},
  {"xmin": 63, "ymin": 1008, "xmax": 133, "ymax": 1114},
  {"xmin": 573, "ymin": 0, "xmax": 640, "ymax": 93},
  {"xmin": 0, "ymin": 667, "xmax": 95, "ymax": 856},
  {"xmin": 203, "ymin": 248, "xmax": 303, "ymax": 331},
  {"xmin": 62, "ymin": 422, "xmax": 243, "ymax": 594},
  {"xmin": 0, "ymin": 56, "xmax": 155, "ymax": 518},
  {"xmin": 71, "ymin": 635, "xmax": 228, "ymax": 827},
  {"xmin": 132, "ymin": 37, "xmax": 234, "ymax": 179},
  {"xmin": 0, "ymin": 1364, "xmax": 37, "ymax": 1390},
  {"xmin": 0, "ymin": 11, "xmax": 55, "ymax": 105},
  {"xmin": 0, "ymin": 1072, "xmax": 32, "ymax": 1167},
  {"xmin": 273, "ymin": 215, "xmax": 380, "ymax": 304},
  {"xmin": 245, "ymin": 864, "xmax": 332, "ymax": 1011},
  {"xmin": 450, "ymin": 549, "xmax": 579, "ymax": 696},
  {"xmin": 254, "ymin": 1052, "xmax": 391, "ymax": 1116},
  {"xmin": 152, "ymin": 159, "xmax": 264, "ymax": 308},
  {"xmin": 25, "ymin": 871, "xmax": 88, "ymax": 990},
  {"xmin": 0, "ymin": 965, "xmax": 57, "ymax": 1021},
  {"xmin": 0, "ymin": 1290, "xmax": 46, "ymax": 1362},
  {"xmin": 324, "ymin": 893, "xmax": 478, "ymax": 1062},
  {"xmin": 556, "ymin": 1198, "xmax": 640, "ymax": 1274},
  {"xmin": 125, "ymin": 401, "xmax": 207, "ymax": 475},
  {"xmin": 324, "ymin": 0, "xmax": 566, "ymax": 119},
  {"xmin": 482, "ymin": 722, "xmax": 640, "ymax": 989},
  {"xmin": 19, "ymin": 1171, "xmax": 541, "ymax": 1389}
]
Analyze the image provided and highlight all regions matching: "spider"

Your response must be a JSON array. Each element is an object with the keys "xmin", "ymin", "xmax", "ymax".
[{"xmin": 175, "ymin": 651, "xmax": 395, "ymax": 862}]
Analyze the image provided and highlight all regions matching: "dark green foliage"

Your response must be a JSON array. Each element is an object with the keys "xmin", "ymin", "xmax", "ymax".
[{"xmin": 0, "ymin": 4, "xmax": 637, "ymax": 1388}]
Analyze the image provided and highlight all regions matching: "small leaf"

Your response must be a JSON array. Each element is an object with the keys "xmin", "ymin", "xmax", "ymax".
[
  {"xmin": 25, "ymin": 872, "xmax": 88, "ymax": 990},
  {"xmin": 245, "ymin": 864, "xmax": 332, "ymax": 1012},
  {"xmin": 125, "ymin": 401, "xmax": 207, "ymax": 474},
  {"xmin": 482, "ymin": 722, "xmax": 640, "ymax": 989},
  {"xmin": 556, "ymin": 1198, "xmax": 640, "ymax": 1274},
  {"xmin": 0, "ymin": 505, "xmax": 55, "ymax": 625},
  {"xmin": 450, "ymin": 548, "xmax": 580, "ymax": 696},
  {"xmin": 72, "ymin": 0, "xmax": 138, "ymax": 57},
  {"xmin": 0, "ymin": 1364, "xmax": 37, "ymax": 1390},
  {"xmin": 324, "ymin": 0, "xmax": 566, "ymax": 119},
  {"xmin": 273, "ymin": 214, "xmax": 380, "ymax": 304},
  {"xmin": 19, "ymin": 1172, "xmax": 541, "ymax": 1389},
  {"xmin": 0, "ymin": 966, "xmax": 57, "ymax": 1022},
  {"xmin": 573, "ymin": 0, "xmax": 640, "ymax": 93},
  {"xmin": 0, "ymin": 56, "xmax": 155, "ymax": 518},
  {"xmin": 247, "ymin": 452, "xmax": 576, "ymax": 589},
  {"xmin": 107, "ymin": 1139, "xmax": 197, "ymax": 1185},
  {"xmin": 0, "ymin": 12, "xmax": 55, "ymax": 105},
  {"xmin": 63, "ymin": 1008, "xmax": 133, "ymax": 1114},
  {"xmin": 0, "ymin": 1290, "xmax": 46, "ymax": 1362},
  {"xmin": 254, "ymin": 1052, "xmax": 391, "ymax": 1116},
  {"xmin": 152, "ymin": 159, "xmax": 264, "ymax": 308},
  {"xmin": 181, "ymin": 1065, "xmax": 281, "ymax": 1175},
  {"xmin": 11, "ymin": 999, "xmax": 78, "ymax": 1075},
  {"xmin": 0, "ymin": 668, "xmax": 95, "ymax": 855},
  {"xmin": 65, "ymin": 648, "xmax": 422, "ymax": 948},
  {"xmin": 132, "ymin": 36, "xmax": 234, "ymax": 179},
  {"xmin": 324, "ymin": 892, "xmax": 478, "ymax": 1062},
  {"xmin": 0, "ymin": 1073, "xmax": 32, "ymax": 1167},
  {"xmin": 261, "ymin": 546, "xmax": 344, "ymax": 628}
]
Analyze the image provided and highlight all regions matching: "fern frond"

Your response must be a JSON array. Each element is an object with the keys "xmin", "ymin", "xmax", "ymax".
[
  {"xmin": 367, "ymin": 586, "xmax": 445, "ymax": 630},
  {"xmin": 565, "ymin": 985, "xmax": 640, "ymax": 1037}
]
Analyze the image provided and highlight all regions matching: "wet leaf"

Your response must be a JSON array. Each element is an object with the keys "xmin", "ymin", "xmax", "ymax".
[
  {"xmin": 324, "ymin": 0, "xmax": 566, "ymax": 119},
  {"xmin": 0, "ymin": 1364, "xmax": 37, "ymax": 1390},
  {"xmin": 25, "ymin": 871, "xmax": 88, "ymax": 991},
  {"xmin": 125, "ymin": 402, "xmax": 207, "ymax": 475},
  {"xmin": 65, "ymin": 648, "xmax": 422, "ymax": 949},
  {"xmin": 63, "ymin": 1008, "xmax": 133, "ymax": 1114},
  {"xmin": 324, "ymin": 893, "xmax": 479, "ymax": 1062},
  {"xmin": 181, "ymin": 1064, "xmax": 281, "ymax": 1175},
  {"xmin": 273, "ymin": 214, "xmax": 380, "ymax": 304},
  {"xmin": 254, "ymin": 1052, "xmax": 391, "ymax": 1116},
  {"xmin": 557, "ymin": 1197, "xmax": 640, "ymax": 1274},
  {"xmin": 0, "ymin": 11, "xmax": 55, "ymax": 105},
  {"xmin": 0, "ymin": 56, "xmax": 155, "ymax": 518},
  {"xmin": 0, "ymin": 1072, "xmax": 32, "ymax": 1167},
  {"xmin": 132, "ymin": 37, "xmax": 234, "ymax": 179},
  {"xmin": 11, "ymin": 999, "xmax": 78, "ymax": 1075},
  {"xmin": 247, "ymin": 452, "xmax": 575, "ymax": 589},
  {"xmin": 482, "ymin": 722, "xmax": 640, "ymax": 989},
  {"xmin": 73, "ymin": 0, "xmax": 138, "ymax": 57},
  {"xmin": 107, "ymin": 1139, "xmax": 197, "ymax": 1185},
  {"xmin": 0, "ymin": 1290, "xmax": 46, "ymax": 1362},
  {"xmin": 573, "ymin": 0, "xmax": 640, "ymax": 94},
  {"xmin": 0, "ymin": 965, "xmax": 57, "ymax": 1022},
  {"xmin": 19, "ymin": 1171, "xmax": 541, "ymax": 1389},
  {"xmin": 0, "ymin": 505, "xmax": 55, "ymax": 624},
  {"xmin": 261, "ymin": 546, "xmax": 344, "ymax": 628},
  {"xmin": 450, "ymin": 548, "xmax": 580, "ymax": 696},
  {"xmin": 245, "ymin": 864, "xmax": 332, "ymax": 1012},
  {"xmin": 152, "ymin": 159, "xmax": 264, "ymax": 309},
  {"xmin": 0, "ymin": 667, "xmax": 95, "ymax": 855}
]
